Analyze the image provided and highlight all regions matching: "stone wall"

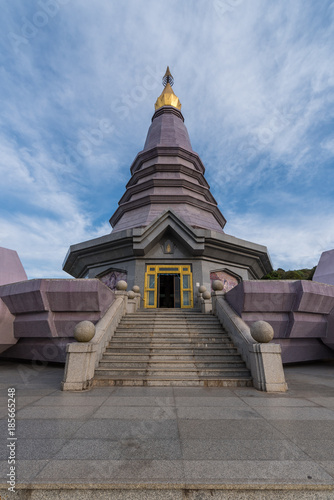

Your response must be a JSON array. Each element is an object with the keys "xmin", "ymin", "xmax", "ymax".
[
  {"xmin": 225, "ymin": 280, "xmax": 334, "ymax": 363},
  {"xmin": 0, "ymin": 279, "xmax": 115, "ymax": 363}
]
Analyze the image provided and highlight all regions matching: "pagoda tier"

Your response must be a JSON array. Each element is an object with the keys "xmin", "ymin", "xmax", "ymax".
[{"xmin": 110, "ymin": 74, "xmax": 226, "ymax": 233}]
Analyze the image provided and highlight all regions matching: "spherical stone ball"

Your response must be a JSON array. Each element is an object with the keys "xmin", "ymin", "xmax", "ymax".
[
  {"xmin": 250, "ymin": 321, "xmax": 274, "ymax": 343},
  {"xmin": 128, "ymin": 291, "xmax": 135, "ymax": 299},
  {"xmin": 74, "ymin": 321, "xmax": 96, "ymax": 342},
  {"xmin": 202, "ymin": 290, "xmax": 211, "ymax": 300},
  {"xmin": 212, "ymin": 280, "xmax": 224, "ymax": 291},
  {"xmin": 116, "ymin": 280, "xmax": 128, "ymax": 291},
  {"xmin": 199, "ymin": 285, "xmax": 207, "ymax": 293},
  {"xmin": 132, "ymin": 285, "xmax": 140, "ymax": 293}
]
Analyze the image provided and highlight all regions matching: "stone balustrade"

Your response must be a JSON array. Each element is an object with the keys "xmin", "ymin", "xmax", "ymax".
[{"xmin": 61, "ymin": 285, "xmax": 141, "ymax": 391}]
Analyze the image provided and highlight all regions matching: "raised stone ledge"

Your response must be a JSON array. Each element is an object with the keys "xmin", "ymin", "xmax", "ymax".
[{"xmin": 225, "ymin": 280, "xmax": 334, "ymax": 363}]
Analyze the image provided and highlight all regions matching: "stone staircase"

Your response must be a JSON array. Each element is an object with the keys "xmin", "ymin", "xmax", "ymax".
[{"xmin": 93, "ymin": 309, "xmax": 252, "ymax": 387}]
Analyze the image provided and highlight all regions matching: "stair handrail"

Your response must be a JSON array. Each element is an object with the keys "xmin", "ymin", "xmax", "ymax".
[
  {"xmin": 61, "ymin": 289, "xmax": 137, "ymax": 391},
  {"xmin": 214, "ymin": 295, "xmax": 287, "ymax": 392}
]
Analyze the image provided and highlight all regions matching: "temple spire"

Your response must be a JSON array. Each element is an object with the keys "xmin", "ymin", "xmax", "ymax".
[
  {"xmin": 162, "ymin": 66, "xmax": 174, "ymax": 87},
  {"xmin": 155, "ymin": 66, "xmax": 181, "ymax": 111}
]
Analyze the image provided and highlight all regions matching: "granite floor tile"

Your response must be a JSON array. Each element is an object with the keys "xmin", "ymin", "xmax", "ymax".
[
  {"xmin": 32, "ymin": 395, "xmax": 109, "ymax": 406},
  {"xmin": 230, "ymin": 388, "xmax": 269, "ymax": 397},
  {"xmin": 116, "ymin": 438, "xmax": 182, "ymax": 460},
  {"xmin": 241, "ymin": 397, "xmax": 318, "ymax": 407},
  {"xmin": 318, "ymin": 461, "xmax": 334, "ymax": 478},
  {"xmin": 112, "ymin": 387, "xmax": 174, "ymax": 397},
  {"xmin": 3, "ymin": 388, "xmax": 58, "ymax": 397},
  {"xmin": 80, "ymin": 387, "xmax": 117, "ymax": 396},
  {"xmin": 93, "ymin": 405, "xmax": 177, "ymax": 420},
  {"xmin": 52, "ymin": 438, "xmax": 181, "ymax": 462},
  {"xmin": 103, "ymin": 396, "xmax": 174, "ymax": 406},
  {"xmin": 307, "ymin": 397, "xmax": 334, "ymax": 408},
  {"xmin": 253, "ymin": 407, "xmax": 334, "ymax": 420},
  {"xmin": 15, "ymin": 419, "xmax": 86, "ymax": 439},
  {"xmin": 0, "ymin": 459, "xmax": 49, "ymax": 482},
  {"xmin": 35, "ymin": 459, "xmax": 185, "ymax": 482},
  {"xmin": 1, "ymin": 359, "xmax": 334, "ymax": 488},
  {"xmin": 177, "ymin": 406, "xmax": 261, "ymax": 420},
  {"xmin": 178, "ymin": 419, "xmax": 287, "ymax": 441},
  {"xmin": 73, "ymin": 419, "xmax": 179, "ymax": 440},
  {"xmin": 183, "ymin": 460, "xmax": 333, "ymax": 483},
  {"xmin": 16, "ymin": 405, "xmax": 97, "ymax": 419},
  {"xmin": 54, "ymin": 437, "xmax": 182, "ymax": 461},
  {"xmin": 293, "ymin": 440, "xmax": 334, "ymax": 461},
  {"xmin": 0, "ymin": 439, "xmax": 67, "ymax": 460},
  {"xmin": 181, "ymin": 439, "xmax": 311, "ymax": 461},
  {"xmin": 54, "ymin": 438, "xmax": 121, "ymax": 460},
  {"xmin": 266, "ymin": 420, "xmax": 334, "ymax": 441},
  {"xmin": 0, "ymin": 395, "xmax": 44, "ymax": 409},
  {"xmin": 175, "ymin": 396, "xmax": 248, "ymax": 407},
  {"xmin": 173, "ymin": 387, "xmax": 235, "ymax": 397}
]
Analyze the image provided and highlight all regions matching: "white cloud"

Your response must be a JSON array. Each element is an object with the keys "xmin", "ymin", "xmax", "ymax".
[
  {"xmin": 0, "ymin": 0, "xmax": 333, "ymax": 277},
  {"xmin": 226, "ymin": 211, "xmax": 334, "ymax": 270},
  {"xmin": 0, "ymin": 213, "xmax": 110, "ymax": 279}
]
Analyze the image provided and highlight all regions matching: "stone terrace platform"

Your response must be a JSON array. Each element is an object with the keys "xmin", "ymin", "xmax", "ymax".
[{"xmin": 1, "ymin": 359, "xmax": 334, "ymax": 499}]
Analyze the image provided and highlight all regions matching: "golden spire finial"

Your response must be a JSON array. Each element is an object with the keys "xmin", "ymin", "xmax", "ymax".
[
  {"xmin": 155, "ymin": 66, "xmax": 181, "ymax": 111},
  {"xmin": 162, "ymin": 66, "xmax": 174, "ymax": 87}
]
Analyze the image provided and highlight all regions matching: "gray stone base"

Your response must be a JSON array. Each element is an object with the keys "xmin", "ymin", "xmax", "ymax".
[{"xmin": 1, "ymin": 485, "xmax": 334, "ymax": 500}]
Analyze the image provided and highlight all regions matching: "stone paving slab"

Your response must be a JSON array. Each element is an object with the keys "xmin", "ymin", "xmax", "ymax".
[{"xmin": 0, "ymin": 359, "xmax": 334, "ymax": 496}]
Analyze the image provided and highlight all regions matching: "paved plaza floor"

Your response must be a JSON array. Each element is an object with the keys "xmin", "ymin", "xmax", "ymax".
[{"xmin": 1, "ymin": 358, "xmax": 334, "ymax": 497}]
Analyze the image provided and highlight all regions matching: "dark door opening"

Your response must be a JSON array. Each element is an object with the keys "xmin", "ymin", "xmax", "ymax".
[{"xmin": 158, "ymin": 274, "xmax": 180, "ymax": 308}]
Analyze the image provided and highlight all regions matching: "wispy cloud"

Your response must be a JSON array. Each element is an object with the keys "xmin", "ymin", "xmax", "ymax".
[
  {"xmin": 0, "ymin": 0, "xmax": 333, "ymax": 277},
  {"xmin": 226, "ymin": 210, "xmax": 334, "ymax": 270}
]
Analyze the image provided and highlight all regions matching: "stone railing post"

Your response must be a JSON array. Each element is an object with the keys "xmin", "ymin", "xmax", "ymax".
[
  {"xmin": 61, "ymin": 294, "xmax": 126, "ymax": 391},
  {"xmin": 211, "ymin": 279, "xmax": 225, "ymax": 314},
  {"xmin": 126, "ymin": 290, "xmax": 137, "ymax": 314},
  {"xmin": 200, "ymin": 289, "xmax": 212, "ymax": 314},
  {"xmin": 132, "ymin": 285, "xmax": 141, "ymax": 310},
  {"xmin": 214, "ymin": 296, "xmax": 287, "ymax": 392},
  {"xmin": 115, "ymin": 280, "xmax": 128, "ymax": 314}
]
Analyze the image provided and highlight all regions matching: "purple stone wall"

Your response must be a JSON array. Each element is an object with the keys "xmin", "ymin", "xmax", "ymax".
[
  {"xmin": 225, "ymin": 280, "xmax": 334, "ymax": 363},
  {"xmin": 0, "ymin": 279, "xmax": 115, "ymax": 362},
  {"xmin": 0, "ymin": 247, "xmax": 28, "ymax": 354},
  {"xmin": 143, "ymin": 107, "xmax": 193, "ymax": 152},
  {"xmin": 313, "ymin": 249, "xmax": 334, "ymax": 286}
]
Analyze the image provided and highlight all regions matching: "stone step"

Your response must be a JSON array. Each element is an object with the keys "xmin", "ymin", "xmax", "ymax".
[
  {"xmin": 119, "ymin": 323, "xmax": 223, "ymax": 326},
  {"xmin": 105, "ymin": 347, "xmax": 235, "ymax": 354},
  {"xmin": 95, "ymin": 372, "xmax": 251, "ymax": 382},
  {"xmin": 95, "ymin": 367, "xmax": 250, "ymax": 375},
  {"xmin": 110, "ymin": 336, "xmax": 230, "ymax": 343},
  {"xmin": 121, "ymin": 318, "xmax": 220, "ymax": 322},
  {"xmin": 120, "ymin": 317, "xmax": 221, "ymax": 321},
  {"xmin": 98, "ymin": 362, "xmax": 246, "ymax": 369},
  {"xmin": 101, "ymin": 360, "xmax": 241, "ymax": 365},
  {"xmin": 93, "ymin": 377, "xmax": 253, "ymax": 387},
  {"xmin": 117, "ymin": 327, "xmax": 224, "ymax": 331},
  {"xmin": 102, "ymin": 352, "xmax": 241, "ymax": 363},
  {"xmin": 116, "ymin": 326, "xmax": 225, "ymax": 330},
  {"xmin": 107, "ymin": 343, "xmax": 234, "ymax": 350},
  {"xmin": 119, "ymin": 320, "xmax": 222, "ymax": 323},
  {"xmin": 113, "ymin": 333, "xmax": 226, "ymax": 338},
  {"xmin": 116, "ymin": 330, "xmax": 225, "ymax": 334},
  {"xmin": 94, "ymin": 309, "xmax": 252, "ymax": 387},
  {"xmin": 109, "ymin": 337, "xmax": 232, "ymax": 344}
]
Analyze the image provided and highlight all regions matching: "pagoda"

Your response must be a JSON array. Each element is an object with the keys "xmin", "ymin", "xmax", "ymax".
[{"xmin": 63, "ymin": 68, "xmax": 272, "ymax": 308}]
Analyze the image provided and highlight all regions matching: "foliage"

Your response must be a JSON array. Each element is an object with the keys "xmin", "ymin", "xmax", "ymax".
[{"xmin": 262, "ymin": 266, "xmax": 316, "ymax": 280}]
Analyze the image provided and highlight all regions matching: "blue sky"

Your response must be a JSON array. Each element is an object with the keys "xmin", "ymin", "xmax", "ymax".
[{"xmin": 1, "ymin": 0, "xmax": 334, "ymax": 278}]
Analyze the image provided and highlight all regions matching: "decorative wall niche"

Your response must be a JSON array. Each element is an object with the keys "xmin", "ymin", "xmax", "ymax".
[
  {"xmin": 210, "ymin": 269, "xmax": 241, "ymax": 293},
  {"xmin": 97, "ymin": 268, "xmax": 127, "ymax": 292}
]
